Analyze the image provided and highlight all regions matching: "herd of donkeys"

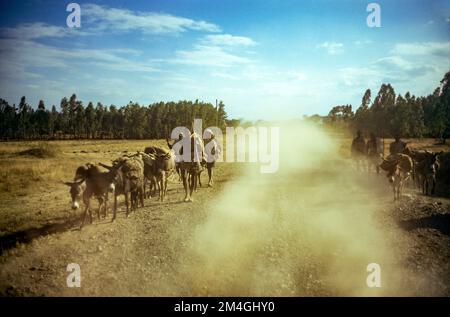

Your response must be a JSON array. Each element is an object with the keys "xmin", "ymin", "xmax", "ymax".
[{"xmin": 63, "ymin": 135, "xmax": 206, "ymax": 229}]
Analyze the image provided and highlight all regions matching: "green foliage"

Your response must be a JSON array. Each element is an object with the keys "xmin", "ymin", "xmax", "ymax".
[
  {"xmin": 317, "ymin": 70, "xmax": 450, "ymax": 139},
  {"xmin": 0, "ymin": 96, "xmax": 228, "ymax": 140},
  {"xmin": 326, "ymin": 104, "xmax": 354, "ymax": 131}
]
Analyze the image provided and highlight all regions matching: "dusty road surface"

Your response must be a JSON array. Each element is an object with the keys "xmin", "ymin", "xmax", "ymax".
[{"xmin": 0, "ymin": 128, "xmax": 449, "ymax": 296}]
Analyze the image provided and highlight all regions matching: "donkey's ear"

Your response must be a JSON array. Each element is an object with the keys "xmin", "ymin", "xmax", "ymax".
[{"xmin": 63, "ymin": 181, "xmax": 74, "ymax": 186}]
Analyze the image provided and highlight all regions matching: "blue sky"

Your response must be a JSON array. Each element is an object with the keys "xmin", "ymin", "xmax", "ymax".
[{"xmin": 0, "ymin": 0, "xmax": 449, "ymax": 119}]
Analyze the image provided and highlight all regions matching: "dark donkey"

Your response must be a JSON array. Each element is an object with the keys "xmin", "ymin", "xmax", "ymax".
[
  {"xmin": 379, "ymin": 154, "xmax": 413, "ymax": 201},
  {"xmin": 64, "ymin": 163, "xmax": 121, "ymax": 229},
  {"xmin": 64, "ymin": 164, "xmax": 109, "ymax": 217},
  {"xmin": 142, "ymin": 150, "xmax": 175, "ymax": 201},
  {"xmin": 143, "ymin": 146, "xmax": 167, "ymax": 198},
  {"xmin": 415, "ymin": 151, "xmax": 442, "ymax": 195},
  {"xmin": 100, "ymin": 154, "xmax": 145, "ymax": 220}
]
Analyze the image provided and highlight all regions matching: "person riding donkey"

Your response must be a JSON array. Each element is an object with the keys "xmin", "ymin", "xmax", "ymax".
[{"xmin": 389, "ymin": 135, "xmax": 408, "ymax": 156}]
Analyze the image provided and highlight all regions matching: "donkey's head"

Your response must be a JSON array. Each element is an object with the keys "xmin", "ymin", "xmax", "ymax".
[{"xmin": 63, "ymin": 180, "xmax": 85, "ymax": 210}]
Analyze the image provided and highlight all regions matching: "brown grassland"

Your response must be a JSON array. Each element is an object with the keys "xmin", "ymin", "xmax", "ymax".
[{"xmin": 0, "ymin": 140, "xmax": 166, "ymax": 235}]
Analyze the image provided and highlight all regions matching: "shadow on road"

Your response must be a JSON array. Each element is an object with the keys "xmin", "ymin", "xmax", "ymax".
[
  {"xmin": 0, "ymin": 196, "xmax": 185, "ymax": 255},
  {"xmin": 399, "ymin": 214, "xmax": 450, "ymax": 236},
  {"xmin": 0, "ymin": 217, "xmax": 80, "ymax": 255}
]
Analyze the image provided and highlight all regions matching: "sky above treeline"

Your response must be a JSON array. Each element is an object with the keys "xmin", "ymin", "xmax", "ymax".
[{"xmin": 0, "ymin": 0, "xmax": 449, "ymax": 120}]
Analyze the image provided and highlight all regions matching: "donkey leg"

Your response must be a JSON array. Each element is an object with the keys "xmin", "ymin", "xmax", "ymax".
[
  {"xmin": 104, "ymin": 194, "xmax": 108, "ymax": 218},
  {"xmin": 140, "ymin": 187, "xmax": 145, "ymax": 207},
  {"xmin": 125, "ymin": 193, "xmax": 129, "ymax": 218},
  {"xmin": 80, "ymin": 202, "xmax": 90, "ymax": 229},
  {"xmin": 96, "ymin": 196, "xmax": 103, "ymax": 220},
  {"xmin": 164, "ymin": 179, "xmax": 168, "ymax": 200},
  {"xmin": 112, "ymin": 194, "xmax": 117, "ymax": 222}
]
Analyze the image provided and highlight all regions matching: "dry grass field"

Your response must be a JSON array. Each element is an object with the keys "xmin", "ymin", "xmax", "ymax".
[
  {"xmin": 0, "ymin": 140, "xmax": 167, "ymax": 236},
  {"xmin": 0, "ymin": 128, "xmax": 449, "ymax": 296}
]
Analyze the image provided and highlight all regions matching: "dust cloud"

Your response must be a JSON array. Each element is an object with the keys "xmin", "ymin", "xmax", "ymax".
[{"xmin": 181, "ymin": 122, "xmax": 406, "ymax": 296}]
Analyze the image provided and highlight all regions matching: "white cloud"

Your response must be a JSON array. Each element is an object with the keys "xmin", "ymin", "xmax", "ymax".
[
  {"xmin": 284, "ymin": 71, "xmax": 307, "ymax": 81},
  {"xmin": 373, "ymin": 56, "xmax": 412, "ymax": 70},
  {"xmin": 82, "ymin": 3, "xmax": 220, "ymax": 35},
  {"xmin": 339, "ymin": 66, "xmax": 382, "ymax": 87},
  {"xmin": 0, "ymin": 38, "xmax": 158, "ymax": 81},
  {"xmin": 0, "ymin": 22, "xmax": 87, "ymax": 39},
  {"xmin": 168, "ymin": 34, "xmax": 256, "ymax": 67},
  {"xmin": 338, "ymin": 55, "xmax": 436, "ymax": 89},
  {"xmin": 202, "ymin": 34, "xmax": 257, "ymax": 47},
  {"xmin": 171, "ymin": 45, "xmax": 251, "ymax": 67},
  {"xmin": 230, "ymin": 66, "xmax": 311, "ymax": 98},
  {"xmin": 337, "ymin": 41, "xmax": 449, "ymax": 91},
  {"xmin": 0, "ymin": 5, "xmax": 221, "ymax": 40},
  {"xmin": 317, "ymin": 41, "xmax": 344, "ymax": 55},
  {"xmin": 390, "ymin": 42, "xmax": 450, "ymax": 57},
  {"xmin": 354, "ymin": 40, "xmax": 373, "ymax": 46},
  {"xmin": 211, "ymin": 72, "xmax": 239, "ymax": 80},
  {"xmin": 169, "ymin": 33, "xmax": 257, "ymax": 68}
]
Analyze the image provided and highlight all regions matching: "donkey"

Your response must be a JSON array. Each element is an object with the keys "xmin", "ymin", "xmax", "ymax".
[
  {"xmin": 144, "ymin": 146, "xmax": 167, "ymax": 198},
  {"xmin": 100, "ymin": 154, "xmax": 145, "ymax": 220},
  {"xmin": 64, "ymin": 164, "xmax": 109, "ymax": 216},
  {"xmin": 415, "ymin": 151, "xmax": 442, "ymax": 195},
  {"xmin": 64, "ymin": 163, "xmax": 120, "ymax": 229},
  {"xmin": 178, "ymin": 133, "xmax": 205, "ymax": 202},
  {"xmin": 142, "ymin": 151, "xmax": 175, "ymax": 202},
  {"xmin": 380, "ymin": 154, "xmax": 413, "ymax": 201}
]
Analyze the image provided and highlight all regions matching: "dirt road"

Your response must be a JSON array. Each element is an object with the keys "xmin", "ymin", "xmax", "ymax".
[
  {"xmin": 0, "ymin": 158, "xmax": 449, "ymax": 296},
  {"xmin": 0, "ymin": 163, "xmax": 234, "ymax": 296}
]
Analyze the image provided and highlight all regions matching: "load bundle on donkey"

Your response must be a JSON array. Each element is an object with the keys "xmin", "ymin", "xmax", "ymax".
[
  {"xmin": 380, "ymin": 153, "xmax": 413, "ymax": 201},
  {"xmin": 120, "ymin": 155, "xmax": 145, "ymax": 210},
  {"xmin": 141, "ymin": 149, "xmax": 175, "ymax": 201},
  {"xmin": 100, "ymin": 154, "xmax": 145, "ymax": 220},
  {"xmin": 380, "ymin": 153, "xmax": 413, "ymax": 174}
]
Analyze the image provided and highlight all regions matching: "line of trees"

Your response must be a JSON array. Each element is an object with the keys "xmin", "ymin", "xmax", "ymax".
[
  {"xmin": 307, "ymin": 70, "xmax": 450, "ymax": 143},
  {"xmin": 2, "ymin": 71, "xmax": 448, "ymax": 141},
  {"xmin": 0, "ymin": 95, "xmax": 228, "ymax": 140}
]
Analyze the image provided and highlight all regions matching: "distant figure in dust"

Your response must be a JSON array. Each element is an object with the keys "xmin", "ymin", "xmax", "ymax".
[
  {"xmin": 389, "ymin": 135, "xmax": 408, "ymax": 156},
  {"xmin": 351, "ymin": 130, "xmax": 367, "ymax": 171},
  {"xmin": 204, "ymin": 129, "xmax": 222, "ymax": 187},
  {"xmin": 366, "ymin": 132, "xmax": 384, "ymax": 174}
]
